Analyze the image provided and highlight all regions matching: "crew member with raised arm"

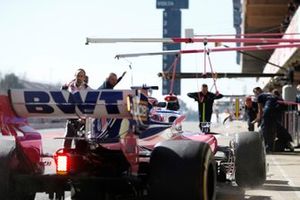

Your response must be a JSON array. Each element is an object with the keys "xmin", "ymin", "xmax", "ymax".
[
  {"xmin": 187, "ymin": 84, "xmax": 223, "ymax": 132},
  {"xmin": 93, "ymin": 72, "xmax": 126, "ymax": 140},
  {"xmin": 98, "ymin": 71, "xmax": 126, "ymax": 89}
]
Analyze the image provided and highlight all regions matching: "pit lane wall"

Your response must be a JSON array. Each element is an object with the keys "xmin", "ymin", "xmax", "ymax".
[
  {"xmin": 281, "ymin": 102, "xmax": 300, "ymax": 147},
  {"xmin": 259, "ymin": 7, "xmax": 300, "ymax": 86}
]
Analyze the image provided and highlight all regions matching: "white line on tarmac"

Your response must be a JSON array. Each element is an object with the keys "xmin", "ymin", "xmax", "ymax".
[{"xmin": 270, "ymin": 156, "xmax": 300, "ymax": 199}]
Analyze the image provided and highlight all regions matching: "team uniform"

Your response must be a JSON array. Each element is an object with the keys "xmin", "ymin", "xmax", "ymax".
[
  {"xmin": 245, "ymin": 101, "xmax": 258, "ymax": 131},
  {"xmin": 98, "ymin": 76, "xmax": 123, "ymax": 90},
  {"xmin": 187, "ymin": 91, "xmax": 223, "ymax": 132},
  {"xmin": 257, "ymin": 93, "xmax": 279, "ymax": 151},
  {"xmin": 62, "ymin": 80, "xmax": 90, "ymax": 148},
  {"xmin": 93, "ymin": 75, "xmax": 125, "ymax": 141}
]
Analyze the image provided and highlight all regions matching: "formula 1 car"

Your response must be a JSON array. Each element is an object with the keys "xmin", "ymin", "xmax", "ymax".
[{"xmin": 0, "ymin": 87, "xmax": 266, "ymax": 200}]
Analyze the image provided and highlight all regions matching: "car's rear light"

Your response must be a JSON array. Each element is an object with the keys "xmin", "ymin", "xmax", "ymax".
[
  {"xmin": 54, "ymin": 149, "xmax": 70, "ymax": 175},
  {"xmin": 54, "ymin": 148, "xmax": 84, "ymax": 175},
  {"xmin": 57, "ymin": 155, "xmax": 68, "ymax": 175},
  {"xmin": 164, "ymin": 95, "xmax": 178, "ymax": 102}
]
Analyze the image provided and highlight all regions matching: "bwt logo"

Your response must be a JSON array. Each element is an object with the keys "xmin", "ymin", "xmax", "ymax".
[{"xmin": 24, "ymin": 91, "xmax": 124, "ymax": 114}]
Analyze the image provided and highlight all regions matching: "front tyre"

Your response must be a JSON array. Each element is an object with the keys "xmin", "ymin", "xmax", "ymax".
[{"xmin": 234, "ymin": 131, "xmax": 266, "ymax": 187}]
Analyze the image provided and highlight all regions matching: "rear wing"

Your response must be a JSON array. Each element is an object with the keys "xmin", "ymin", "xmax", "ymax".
[{"xmin": 9, "ymin": 89, "xmax": 135, "ymax": 119}]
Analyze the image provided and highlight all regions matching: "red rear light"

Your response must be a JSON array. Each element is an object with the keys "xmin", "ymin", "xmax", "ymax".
[
  {"xmin": 57, "ymin": 155, "xmax": 68, "ymax": 175},
  {"xmin": 164, "ymin": 95, "xmax": 178, "ymax": 102},
  {"xmin": 54, "ymin": 149, "xmax": 69, "ymax": 175}
]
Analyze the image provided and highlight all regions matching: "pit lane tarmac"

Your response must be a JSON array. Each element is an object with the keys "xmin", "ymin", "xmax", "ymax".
[
  {"xmin": 216, "ymin": 151, "xmax": 300, "ymax": 200},
  {"xmin": 34, "ymin": 122, "xmax": 300, "ymax": 200}
]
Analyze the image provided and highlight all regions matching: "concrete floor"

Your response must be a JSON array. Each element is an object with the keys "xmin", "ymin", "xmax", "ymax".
[{"xmin": 216, "ymin": 151, "xmax": 300, "ymax": 200}]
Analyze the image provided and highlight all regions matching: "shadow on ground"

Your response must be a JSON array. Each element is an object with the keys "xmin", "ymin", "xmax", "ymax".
[{"xmin": 216, "ymin": 182, "xmax": 272, "ymax": 200}]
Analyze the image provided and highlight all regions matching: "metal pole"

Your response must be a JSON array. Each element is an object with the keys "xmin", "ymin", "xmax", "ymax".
[
  {"xmin": 87, "ymin": 37, "xmax": 300, "ymax": 44},
  {"xmin": 193, "ymin": 32, "xmax": 300, "ymax": 38},
  {"xmin": 115, "ymin": 43, "xmax": 300, "ymax": 58},
  {"xmin": 158, "ymin": 72, "xmax": 285, "ymax": 79}
]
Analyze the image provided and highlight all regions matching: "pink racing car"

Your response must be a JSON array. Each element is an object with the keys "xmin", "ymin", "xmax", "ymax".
[{"xmin": 0, "ymin": 88, "xmax": 266, "ymax": 200}]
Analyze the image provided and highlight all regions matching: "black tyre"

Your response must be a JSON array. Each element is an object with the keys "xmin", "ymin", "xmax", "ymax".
[
  {"xmin": 234, "ymin": 131, "xmax": 266, "ymax": 187},
  {"xmin": 71, "ymin": 185, "xmax": 90, "ymax": 200},
  {"xmin": 71, "ymin": 183, "xmax": 110, "ymax": 200},
  {"xmin": 149, "ymin": 140, "xmax": 216, "ymax": 200},
  {"xmin": 14, "ymin": 193, "xmax": 36, "ymax": 200},
  {"xmin": 0, "ymin": 138, "xmax": 35, "ymax": 200},
  {"xmin": 0, "ymin": 162, "xmax": 10, "ymax": 200},
  {"xmin": 0, "ymin": 137, "xmax": 15, "ymax": 200}
]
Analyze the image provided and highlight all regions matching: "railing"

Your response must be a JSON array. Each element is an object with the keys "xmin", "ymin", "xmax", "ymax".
[{"xmin": 279, "ymin": 100, "xmax": 300, "ymax": 147}]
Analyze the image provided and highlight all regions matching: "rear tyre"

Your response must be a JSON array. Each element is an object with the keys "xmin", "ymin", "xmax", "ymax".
[
  {"xmin": 0, "ymin": 162, "xmax": 10, "ymax": 200},
  {"xmin": 15, "ymin": 193, "xmax": 36, "ymax": 200},
  {"xmin": 234, "ymin": 131, "xmax": 266, "ymax": 187},
  {"xmin": 0, "ymin": 138, "xmax": 16, "ymax": 200},
  {"xmin": 71, "ymin": 184, "xmax": 108, "ymax": 200},
  {"xmin": 0, "ymin": 139, "xmax": 35, "ymax": 200},
  {"xmin": 149, "ymin": 140, "xmax": 216, "ymax": 200}
]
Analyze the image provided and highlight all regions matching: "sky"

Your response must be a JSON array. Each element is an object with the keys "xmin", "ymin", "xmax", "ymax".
[{"xmin": 0, "ymin": 0, "xmax": 258, "ymax": 110}]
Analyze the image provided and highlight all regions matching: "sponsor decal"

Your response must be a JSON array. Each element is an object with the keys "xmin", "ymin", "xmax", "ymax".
[{"xmin": 23, "ymin": 91, "xmax": 123, "ymax": 115}]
